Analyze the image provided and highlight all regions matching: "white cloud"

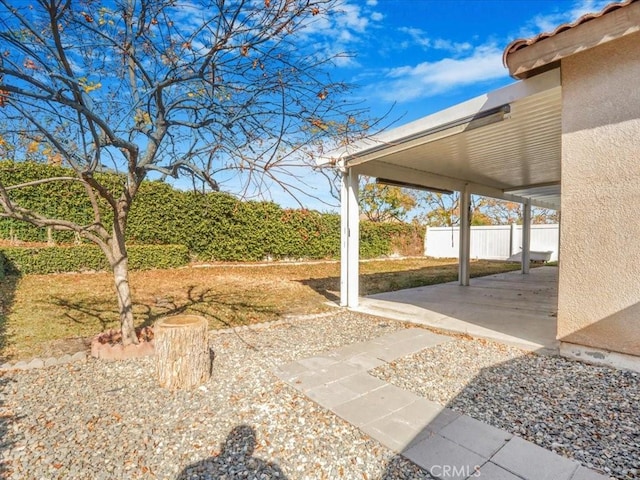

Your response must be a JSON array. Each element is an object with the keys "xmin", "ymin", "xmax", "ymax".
[
  {"xmin": 398, "ymin": 26, "xmax": 431, "ymax": 48},
  {"xmin": 374, "ymin": 44, "xmax": 506, "ymax": 103},
  {"xmin": 297, "ymin": 0, "xmax": 384, "ymax": 68},
  {"xmin": 397, "ymin": 26, "xmax": 473, "ymax": 53},
  {"xmin": 519, "ymin": 0, "xmax": 611, "ymax": 37},
  {"xmin": 432, "ymin": 38, "xmax": 472, "ymax": 52},
  {"xmin": 335, "ymin": 3, "xmax": 369, "ymax": 33},
  {"xmin": 366, "ymin": 0, "xmax": 378, "ymax": 5}
]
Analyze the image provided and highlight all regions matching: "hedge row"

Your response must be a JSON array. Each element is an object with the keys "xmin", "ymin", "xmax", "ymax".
[
  {"xmin": 0, "ymin": 161, "xmax": 424, "ymax": 262},
  {"xmin": 0, "ymin": 244, "xmax": 190, "ymax": 275}
]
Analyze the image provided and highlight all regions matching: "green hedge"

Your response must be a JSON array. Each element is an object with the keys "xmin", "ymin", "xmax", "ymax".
[
  {"xmin": 0, "ymin": 244, "xmax": 189, "ymax": 275},
  {"xmin": 0, "ymin": 161, "xmax": 424, "ymax": 262}
]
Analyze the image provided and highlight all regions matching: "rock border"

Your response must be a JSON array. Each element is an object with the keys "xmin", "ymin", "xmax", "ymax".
[
  {"xmin": 0, "ymin": 311, "xmax": 337, "ymax": 373},
  {"xmin": 0, "ymin": 351, "xmax": 87, "ymax": 372}
]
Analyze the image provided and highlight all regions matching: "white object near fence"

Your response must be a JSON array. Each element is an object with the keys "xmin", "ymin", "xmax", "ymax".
[{"xmin": 425, "ymin": 224, "xmax": 559, "ymax": 262}]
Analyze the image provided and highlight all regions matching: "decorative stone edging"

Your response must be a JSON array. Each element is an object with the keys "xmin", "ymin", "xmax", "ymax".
[
  {"xmin": 0, "ymin": 351, "xmax": 87, "ymax": 372},
  {"xmin": 0, "ymin": 311, "xmax": 337, "ymax": 373}
]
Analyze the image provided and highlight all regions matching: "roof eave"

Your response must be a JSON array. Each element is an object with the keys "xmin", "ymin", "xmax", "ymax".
[{"xmin": 505, "ymin": 0, "xmax": 640, "ymax": 79}]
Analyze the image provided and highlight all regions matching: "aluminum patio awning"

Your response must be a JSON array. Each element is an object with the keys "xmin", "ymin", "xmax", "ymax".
[{"xmin": 330, "ymin": 68, "xmax": 562, "ymax": 210}]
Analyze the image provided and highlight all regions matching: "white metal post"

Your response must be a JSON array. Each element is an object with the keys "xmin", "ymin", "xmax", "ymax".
[
  {"xmin": 510, "ymin": 223, "xmax": 517, "ymax": 256},
  {"xmin": 522, "ymin": 200, "xmax": 531, "ymax": 274},
  {"xmin": 458, "ymin": 184, "xmax": 471, "ymax": 286},
  {"xmin": 347, "ymin": 169, "xmax": 360, "ymax": 307},
  {"xmin": 339, "ymin": 171, "xmax": 349, "ymax": 306}
]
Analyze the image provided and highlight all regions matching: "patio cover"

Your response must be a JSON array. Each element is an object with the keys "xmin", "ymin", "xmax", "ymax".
[
  {"xmin": 324, "ymin": 68, "xmax": 562, "ymax": 307},
  {"xmin": 334, "ymin": 68, "xmax": 561, "ymax": 210}
]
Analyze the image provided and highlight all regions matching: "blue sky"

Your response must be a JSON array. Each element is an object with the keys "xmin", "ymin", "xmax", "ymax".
[
  {"xmin": 333, "ymin": 0, "xmax": 610, "ymax": 122},
  {"xmin": 260, "ymin": 0, "xmax": 611, "ymax": 211}
]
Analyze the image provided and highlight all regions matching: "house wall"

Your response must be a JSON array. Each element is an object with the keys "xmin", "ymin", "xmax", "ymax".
[{"xmin": 558, "ymin": 31, "xmax": 640, "ymax": 356}]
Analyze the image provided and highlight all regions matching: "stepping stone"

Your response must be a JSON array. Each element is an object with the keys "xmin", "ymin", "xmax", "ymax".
[
  {"xmin": 439, "ymin": 414, "xmax": 512, "ymax": 458},
  {"xmin": 491, "ymin": 436, "xmax": 578, "ymax": 480},
  {"xmin": 403, "ymin": 433, "xmax": 485, "ymax": 480}
]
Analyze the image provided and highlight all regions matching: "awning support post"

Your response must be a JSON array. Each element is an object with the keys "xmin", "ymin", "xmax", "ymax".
[
  {"xmin": 340, "ymin": 167, "xmax": 360, "ymax": 307},
  {"xmin": 459, "ymin": 184, "xmax": 471, "ymax": 286},
  {"xmin": 340, "ymin": 171, "xmax": 349, "ymax": 307},
  {"xmin": 522, "ymin": 199, "xmax": 531, "ymax": 274}
]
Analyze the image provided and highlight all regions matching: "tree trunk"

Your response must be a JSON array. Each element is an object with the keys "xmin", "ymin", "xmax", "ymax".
[
  {"xmin": 111, "ymin": 247, "xmax": 138, "ymax": 346},
  {"xmin": 155, "ymin": 315, "xmax": 211, "ymax": 390}
]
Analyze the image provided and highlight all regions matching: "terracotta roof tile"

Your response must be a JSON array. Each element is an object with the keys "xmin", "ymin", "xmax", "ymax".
[{"xmin": 503, "ymin": 0, "xmax": 638, "ymax": 65}]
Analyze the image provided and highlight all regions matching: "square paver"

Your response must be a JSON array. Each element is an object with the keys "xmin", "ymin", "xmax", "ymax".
[
  {"xmin": 475, "ymin": 462, "xmax": 525, "ymax": 480},
  {"xmin": 344, "ymin": 353, "xmax": 385, "ymax": 371},
  {"xmin": 365, "ymin": 344, "xmax": 401, "ymax": 362},
  {"xmin": 570, "ymin": 466, "xmax": 611, "ymax": 480},
  {"xmin": 305, "ymin": 382, "xmax": 362, "ymax": 408},
  {"xmin": 332, "ymin": 384, "xmax": 418, "ymax": 427},
  {"xmin": 360, "ymin": 413, "xmax": 427, "ymax": 452},
  {"xmin": 291, "ymin": 363, "xmax": 362, "ymax": 392},
  {"xmin": 439, "ymin": 414, "xmax": 512, "ymax": 457},
  {"xmin": 273, "ymin": 361, "xmax": 309, "ymax": 382},
  {"xmin": 394, "ymin": 398, "xmax": 460, "ymax": 435},
  {"xmin": 335, "ymin": 373, "xmax": 387, "ymax": 396},
  {"xmin": 402, "ymin": 433, "xmax": 486, "ymax": 480},
  {"xmin": 297, "ymin": 355, "xmax": 340, "ymax": 370},
  {"xmin": 491, "ymin": 436, "xmax": 578, "ymax": 480},
  {"xmin": 332, "ymin": 341, "xmax": 378, "ymax": 358}
]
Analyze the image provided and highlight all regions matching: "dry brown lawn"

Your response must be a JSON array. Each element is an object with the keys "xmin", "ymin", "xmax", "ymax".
[{"xmin": 0, "ymin": 258, "xmax": 520, "ymax": 360}]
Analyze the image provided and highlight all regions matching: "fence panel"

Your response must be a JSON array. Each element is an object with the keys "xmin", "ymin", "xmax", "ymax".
[{"xmin": 425, "ymin": 224, "xmax": 559, "ymax": 261}]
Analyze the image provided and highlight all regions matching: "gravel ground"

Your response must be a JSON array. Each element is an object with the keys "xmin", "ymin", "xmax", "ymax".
[
  {"xmin": 372, "ymin": 338, "xmax": 640, "ymax": 480},
  {"xmin": 0, "ymin": 312, "xmax": 433, "ymax": 480},
  {"xmin": 3, "ymin": 312, "xmax": 638, "ymax": 480}
]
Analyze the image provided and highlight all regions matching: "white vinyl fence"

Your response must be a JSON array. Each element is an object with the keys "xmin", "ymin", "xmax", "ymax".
[{"xmin": 425, "ymin": 224, "xmax": 559, "ymax": 262}]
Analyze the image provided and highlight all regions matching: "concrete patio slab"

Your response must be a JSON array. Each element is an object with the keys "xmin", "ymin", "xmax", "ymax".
[{"xmin": 352, "ymin": 266, "xmax": 559, "ymax": 353}]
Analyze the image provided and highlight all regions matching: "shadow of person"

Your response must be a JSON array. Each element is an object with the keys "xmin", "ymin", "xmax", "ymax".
[{"xmin": 176, "ymin": 424, "xmax": 288, "ymax": 480}]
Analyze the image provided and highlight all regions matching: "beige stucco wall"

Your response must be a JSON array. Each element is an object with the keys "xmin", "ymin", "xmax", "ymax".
[{"xmin": 558, "ymin": 31, "xmax": 640, "ymax": 356}]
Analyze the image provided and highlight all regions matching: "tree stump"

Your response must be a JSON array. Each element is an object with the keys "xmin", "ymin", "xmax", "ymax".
[{"xmin": 155, "ymin": 315, "xmax": 211, "ymax": 390}]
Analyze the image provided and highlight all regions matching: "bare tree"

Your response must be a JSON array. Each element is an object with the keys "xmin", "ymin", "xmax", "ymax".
[
  {"xmin": 358, "ymin": 177, "xmax": 417, "ymax": 223},
  {"xmin": 0, "ymin": 0, "xmax": 367, "ymax": 344},
  {"xmin": 418, "ymin": 192, "xmax": 558, "ymax": 227}
]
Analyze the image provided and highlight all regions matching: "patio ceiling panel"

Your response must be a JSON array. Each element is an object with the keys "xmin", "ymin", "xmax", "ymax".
[{"xmin": 340, "ymin": 69, "xmax": 562, "ymax": 210}]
